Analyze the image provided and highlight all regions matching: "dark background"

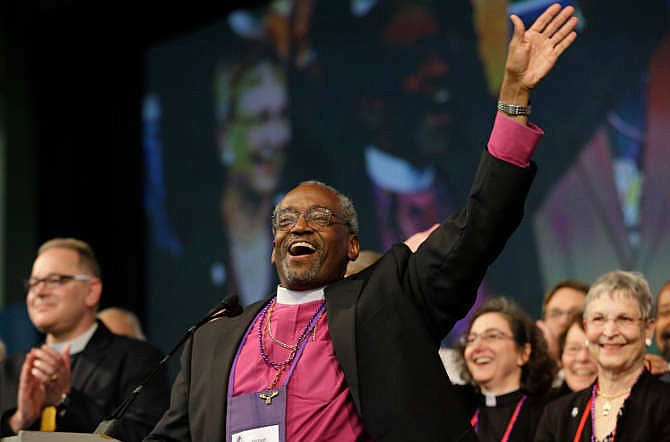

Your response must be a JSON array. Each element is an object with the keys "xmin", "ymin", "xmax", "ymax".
[{"xmin": 0, "ymin": 1, "xmax": 266, "ymax": 351}]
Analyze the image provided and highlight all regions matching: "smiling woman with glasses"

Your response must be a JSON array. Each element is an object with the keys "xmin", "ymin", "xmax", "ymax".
[
  {"xmin": 550, "ymin": 311, "xmax": 599, "ymax": 397},
  {"xmin": 535, "ymin": 270, "xmax": 670, "ymax": 441},
  {"xmin": 452, "ymin": 297, "xmax": 557, "ymax": 442}
]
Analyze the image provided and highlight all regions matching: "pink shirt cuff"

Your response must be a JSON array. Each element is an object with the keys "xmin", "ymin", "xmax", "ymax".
[{"xmin": 487, "ymin": 112, "xmax": 544, "ymax": 168}]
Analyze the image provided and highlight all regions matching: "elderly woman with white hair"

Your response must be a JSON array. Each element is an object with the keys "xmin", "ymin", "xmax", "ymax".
[{"xmin": 535, "ymin": 270, "xmax": 670, "ymax": 441}]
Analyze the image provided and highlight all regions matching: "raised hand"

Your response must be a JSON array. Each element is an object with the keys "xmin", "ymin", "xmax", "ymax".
[
  {"xmin": 504, "ymin": 3, "xmax": 579, "ymax": 92},
  {"xmin": 644, "ymin": 353, "xmax": 670, "ymax": 376}
]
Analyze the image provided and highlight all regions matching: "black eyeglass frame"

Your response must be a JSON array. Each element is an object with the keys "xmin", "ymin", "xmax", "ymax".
[{"xmin": 24, "ymin": 273, "xmax": 93, "ymax": 292}]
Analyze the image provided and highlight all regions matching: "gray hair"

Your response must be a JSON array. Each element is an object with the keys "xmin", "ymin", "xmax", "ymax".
[
  {"xmin": 584, "ymin": 270, "xmax": 654, "ymax": 320},
  {"xmin": 273, "ymin": 180, "xmax": 359, "ymax": 235}
]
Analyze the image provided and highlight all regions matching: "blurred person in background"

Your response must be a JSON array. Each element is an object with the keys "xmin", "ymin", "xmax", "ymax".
[
  {"xmin": 98, "ymin": 307, "xmax": 147, "ymax": 341},
  {"xmin": 552, "ymin": 311, "xmax": 598, "ymax": 396},
  {"xmin": 536, "ymin": 279, "xmax": 588, "ymax": 360},
  {"xmin": 654, "ymin": 281, "xmax": 670, "ymax": 377}
]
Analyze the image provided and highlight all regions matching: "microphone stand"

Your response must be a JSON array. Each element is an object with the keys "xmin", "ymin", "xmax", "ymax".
[{"xmin": 94, "ymin": 298, "xmax": 243, "ymax": 436}]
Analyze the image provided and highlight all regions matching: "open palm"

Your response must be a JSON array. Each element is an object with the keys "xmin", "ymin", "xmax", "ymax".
[{"xmin": 505, "ymin": 4, "xmax": 579, "ymax": 91}]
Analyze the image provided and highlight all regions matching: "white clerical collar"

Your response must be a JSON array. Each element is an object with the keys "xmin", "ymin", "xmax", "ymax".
[
  {"xmin": 48, "ymin": 322, "xmax": 98, "ymax": 355},
  {"xmin": 481, "ymin": 386, "xmax": 520, "ymax": 407},
  {"xmin": 276, "ymin": 285, "xmax": 326, "ymax": 304}
]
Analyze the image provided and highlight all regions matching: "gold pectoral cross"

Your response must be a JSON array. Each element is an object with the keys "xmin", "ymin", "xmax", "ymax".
[{"xmin": 259, "ymin": 390, "xmax": 279, "ymax": 405}]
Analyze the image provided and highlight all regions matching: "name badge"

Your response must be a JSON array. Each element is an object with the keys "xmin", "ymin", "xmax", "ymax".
[{"xmin": 232, "ymin": 424, "xmax": 280, "ymax": 442}]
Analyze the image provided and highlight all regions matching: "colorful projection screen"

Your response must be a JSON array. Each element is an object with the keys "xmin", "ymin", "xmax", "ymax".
[{"xmin": 144, "ymin": 0, "xmax": 670, "ymax": 351}]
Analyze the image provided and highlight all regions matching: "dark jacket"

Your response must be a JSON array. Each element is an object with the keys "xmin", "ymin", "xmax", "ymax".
[
  {"xmin": 0, "ymin": 321, "xmax": 170, "ymax": 442},
  {"xmin": 535, "ymin": 369, "xmax": 670, "ymax": 441},
  {"xmin": 453, "ymin": 384, "xmax": 549, "ymax": 442}
]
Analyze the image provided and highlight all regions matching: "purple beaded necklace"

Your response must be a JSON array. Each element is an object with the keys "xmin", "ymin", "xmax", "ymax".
[{"xmin": 257, "ymin": 296, "xmax": 326, "ymax": 370}]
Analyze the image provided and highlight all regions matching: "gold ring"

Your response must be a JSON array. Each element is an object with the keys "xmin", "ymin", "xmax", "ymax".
[{"xmin": 49, "ymin": 374, "xmax": 58, "ymax": 382}]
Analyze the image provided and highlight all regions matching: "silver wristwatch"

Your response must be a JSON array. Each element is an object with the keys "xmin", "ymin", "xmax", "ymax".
[{"xmin": 497, "ymin": 100, "xmax": 532, "ymax": 116}]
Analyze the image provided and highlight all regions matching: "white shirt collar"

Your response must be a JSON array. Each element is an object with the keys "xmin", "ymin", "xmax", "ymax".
[
  {"xmin": 48, "ymin": 322, "xmax": 98, "ymax": 355},
  {"xmin": 482, "ymin": 386, "xmax": 521, "ymax": 407},
  {"xmin": 276, "ymin": 285, "xmax": 325, "ymax": 304}
]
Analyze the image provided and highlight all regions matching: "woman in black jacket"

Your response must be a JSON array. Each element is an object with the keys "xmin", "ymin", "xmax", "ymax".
[
  {"xmin": 452, "ymin": 297, "xmax": 557, "ymax": 441},
  {"xmin": 535, "ymin": 270, "xmax": 670, "ymax": 441}
]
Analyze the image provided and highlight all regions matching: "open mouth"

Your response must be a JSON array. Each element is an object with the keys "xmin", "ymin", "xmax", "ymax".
[
  {"xmin": 473, "ymin": 357, "xmax": 493, "ymax": 365},
  {"xmin": 289, "ymin": 241, "xmax": 316, "ymax": 257}
]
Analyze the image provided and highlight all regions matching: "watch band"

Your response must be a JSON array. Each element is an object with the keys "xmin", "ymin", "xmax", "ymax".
[{"xmin": 497, "ymin": 100, "xmax": 531, "ymax": 116}]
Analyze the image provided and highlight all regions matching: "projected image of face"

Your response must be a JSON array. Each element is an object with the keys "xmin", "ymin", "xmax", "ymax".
[
  {"xmin": 367, "ymin": 3, "xmax": 457, "ymax": 164},
  {"xmin": 215, "ymin": 60, "xmax": 290, "ymax": 195},
  {"xmin": 211, "ymin": 58, "xmax": 291, "ymax": 306},
  {"xmin": 360, "ymin": 2, "xmax": 467, "ymax": 250}
]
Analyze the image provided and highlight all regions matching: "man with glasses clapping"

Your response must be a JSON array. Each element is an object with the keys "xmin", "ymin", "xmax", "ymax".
[{"xmin": 0, "ymin": 238, "xmax": 169, "ymax": 441}]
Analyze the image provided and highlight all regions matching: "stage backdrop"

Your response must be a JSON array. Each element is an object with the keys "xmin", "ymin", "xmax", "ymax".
[{"xmin": 144, "ymin": 0, "xmax": 670, "ymax": 367}]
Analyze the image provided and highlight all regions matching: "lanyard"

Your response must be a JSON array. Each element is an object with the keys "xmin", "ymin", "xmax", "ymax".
[
  {"xmin": 470, "ymin": 395, "xmax": 527, "ymax": 442},
  {"xmin": 574, "ymin": 382, "xmax": 633, "ymax": 442},
  {"xmin": 573, "ymin": 397, "xmax": 593, "ymax": 442}
]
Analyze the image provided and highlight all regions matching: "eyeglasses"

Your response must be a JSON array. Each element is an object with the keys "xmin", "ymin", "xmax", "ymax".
[
  {"xmin": 460, "ymin": 329, "xmax": 514, "ymax": 346},
  {"xmin": 585, "ymin": 314, "xmax": 644, "ymax": 331},
  {"xmin": 563, "ymin": 343, "xmax": 589, "ymax": 357},
  {"xmin": 272, "ymin": 207, "xmax": 349, "ymax": 233},
  {"xmin": 24, "ymin": 274, "xmax": 93, "ymax": 292}
]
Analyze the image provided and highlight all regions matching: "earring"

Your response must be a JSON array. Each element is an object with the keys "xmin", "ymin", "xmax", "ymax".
[
  {"xmin": 584, "ymin": 339, "xmax": 589, "ymax": 348},
  {"xmin": 645, "ymin": 338, "xmax": 652, "ymax": 347}
]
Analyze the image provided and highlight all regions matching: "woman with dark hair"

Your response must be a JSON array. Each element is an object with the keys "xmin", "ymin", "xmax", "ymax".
[{"xmin": 453, "ymin": 297, "xmax": 557, "ymax": 441}]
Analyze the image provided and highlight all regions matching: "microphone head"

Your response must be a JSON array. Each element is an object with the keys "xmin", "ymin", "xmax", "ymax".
[
  {"xmin": 208, "ymin": 295, "xmax": 243, "ymax": 318},
  {"xmin": 221, "ymin": 294, "xmax": 239, "ymax": 308},
  {"xmin": 221, "ymin": 295, "xmax": 243, "ymax": 317}
]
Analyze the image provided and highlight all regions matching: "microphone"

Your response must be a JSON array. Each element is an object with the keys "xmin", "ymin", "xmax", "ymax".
[{"xmin": 94, "ymin": 295, "xmax": 243, "ymax": 436}]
